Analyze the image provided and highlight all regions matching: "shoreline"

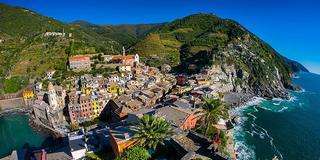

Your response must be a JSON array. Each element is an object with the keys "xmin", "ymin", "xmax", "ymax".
[
  {"xmin": 0, "ymin": 107, "xmax": 31, "ymax": 117},
  {"xmin": 226, "ymin": 95, "xmax": 266, "ymax": 160},
  {"xmin": 227, "ymin": 93, "xmax": 296, "ymax": 160}
]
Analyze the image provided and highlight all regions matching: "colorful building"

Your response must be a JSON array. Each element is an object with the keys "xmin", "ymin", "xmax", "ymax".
[
  {"xmin": 23, "ymin": 89, "xmax": 34, "ymax": 100},
  {"xmin": 69, "ymin": 55, "xmax": 91, "ymax": 70},
  {"xmin": 109, "ymin": 126, "xmax": 138, "ymax": 156},
  {"xmin": 68, "ymin": 94, "xmax": 106, "ymax": 124},
  {"xmin": 110, "ymin": 54, "xmax": 139, "ymax": 66},
  {"xmin": 107, "ymin": 84, "xmax": 124, "ymax": 96}
]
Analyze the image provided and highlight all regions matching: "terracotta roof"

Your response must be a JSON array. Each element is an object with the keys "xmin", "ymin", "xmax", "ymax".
[
  {"xmin": 154, "ymin": 106, "xmax": 191, "ymax": 127},
  {"xmin": 126, "ymin": 99, "xmax": 143, "ymax": 111},
  {"xmin": 111, "ymin": 55, "xmax": 135, "ymax": 60},
  {"xmin": 172, "ymin": 134, "xmax": 200, "ymax": 152},
  {"xmin": 69, "ymin": 55, "xmax": 90, "ymax": 62}
]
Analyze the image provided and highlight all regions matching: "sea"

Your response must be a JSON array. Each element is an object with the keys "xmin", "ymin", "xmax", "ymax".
[
  {"xmin": 0, "ymin": 114, "xmax": 47, "ymax": 158},
  {"xmin": 233, "ymin": 72, "xmax": 320, "ymax": 160}
]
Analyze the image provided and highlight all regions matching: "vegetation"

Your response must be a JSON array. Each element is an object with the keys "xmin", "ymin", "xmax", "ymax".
[
  {"xmin": 80, "ymin": 117, "xmax": 100, "ymax": 128},
  {"xmin": 115, "ymin": 147, "xmax": 150, "ymax": 160},
  {"xmin": 2, "ymin": 76, "xmax": 28, "ymax": 93},
  {"xmin": 85, "ymin": 152, "xmax": 103, "ymax": 160},
  {"xmin": 131, "ymin": 13, "xmax": 307, "ymax": 96},
  {"xmin": 134, "ymin": 115, "xmax": 172, "ymax": 149},
  {"xmin": 0, "ymin": 3, "xmax": 307, "ymax": 96},
  {"xmin": 85, "ymin": 151, "xmax": 112, "ymax": 160},
  {"xmin": 218, "ymin": 131, "xmax": 228, "ymax": 152},
  {"xmin": 0, "ymin": 3, "xmax": 156, "ymax": 93},
  {"xmin": 196, "ymin": 98, "xmax": 229, "ymax": 137}
]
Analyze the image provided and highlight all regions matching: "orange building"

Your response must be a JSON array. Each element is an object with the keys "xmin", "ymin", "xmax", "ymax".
[
  {"xmin": 110, "ymin": 54, "xmax": 139, "ymax": 66},
  {"xmin": 109, "ymin": 126, "xmax": 138, "ymax": 156}
]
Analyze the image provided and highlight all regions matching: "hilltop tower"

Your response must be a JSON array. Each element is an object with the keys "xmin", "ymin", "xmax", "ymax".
[
  {"xmin": 134, "ymin": 54, "xmax": 140, "ymax": 64},
  {"xmin": 122, "ymin": 46, "xmax": 126, "ymax": 56}
]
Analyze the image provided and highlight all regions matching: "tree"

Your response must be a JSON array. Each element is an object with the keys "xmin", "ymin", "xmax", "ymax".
[
  {"xmin": 116, "ymin": 147, "xmax": 150, "ymax": 160},
  {"xmin": 134, "ymin": 115, "xmax": 172, "ymax": 149},
  {"xmin": 197, "ymin": 98, "xmax": 229, "ymax": 137}
]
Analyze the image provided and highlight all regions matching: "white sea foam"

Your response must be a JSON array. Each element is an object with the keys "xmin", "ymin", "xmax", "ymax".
[
  {"xmin": 278, "ymin": 106, "xmax": 288, "ymax": 112},
  {"xmin": 272, "ymin": 97, "xmax": 284, "ymax": 102},
  {"xmin": 247, "ymin": 113, "xmax": 257, "ymax": 119},
  {"xmin": 295, "ymin": 88, "xmax": 306, "ymax": 93},
  {"xmin": 287, "ymin": 95, "xmax": 297, "ymax": 102},
  {"xmin": 245, "ymin": 97, "xmax": 265, "ymax": 107},
  {"xmin": 233, "ymin": 124, "xmax": 256, "ymax": 160},
  {"xmin": 232, "ymin": 98, "xmax": 285, "ymax": 160},
  {"xmin": 273, "ymin": 102, "xmax": 281, "ymax": 106},
  {"xmin": 234, "ymin": 140, "xmax": 256, "ymax": 160}
]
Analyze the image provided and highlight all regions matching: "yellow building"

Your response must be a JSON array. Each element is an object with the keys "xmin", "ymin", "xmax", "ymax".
[
  {"xmin": 91, "ymin": 100, "xmax": 100, "ymax": 118},
  {"xmin": 23, "ymin": 90, "xmax": 34, "ymax": 100},
  {"xmin": 81, "ymin": 87, "xmax": 93, "ymax": 95},
  {"xmin": 109, "ymin": 126, "xmax": 138, "ymax": 156},
  {"xmin": 107, "ymin": 84, "xmax": 124, "ymax": 95}
]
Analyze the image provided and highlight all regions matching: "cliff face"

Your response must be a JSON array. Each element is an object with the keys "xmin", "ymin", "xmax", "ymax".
[{"xmin": 132, "ymin": 13, "xmax": 308, "ymax": 98}]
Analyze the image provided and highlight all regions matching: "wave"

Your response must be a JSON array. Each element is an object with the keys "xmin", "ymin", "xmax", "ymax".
[
  {"xmin": 230, "ymin": 97, "xmax": 265, "ymax": 116},
  {"xmin": 287, "ymin": 95, "xmax": 297, "ymax": 102},
  {"xmin": 278, "ymin": 106, "xmax": 288, "ymax": 112},
  {"xmin": 233, "ymin": 103, "xmax": 285, "ymax": 160},
  {"xmin": 233, "ymin": 125, "xmax": 256, "ymax": 160},
  {"xmin": 234, "ymin": 140, "xmax": 256, "ymax": 160},
  {"xmin": 245, "ymin": 97, "xmax": 265, "ymax": 107},
  {"xmin": 273, "ymin": 102, "xmax": 281, "ymax": 106},
  {"xmin": 294, "ymin": 88, "xmax": 306, "ymax": 93}
]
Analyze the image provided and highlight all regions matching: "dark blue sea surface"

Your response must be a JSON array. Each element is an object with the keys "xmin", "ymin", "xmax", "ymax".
[{"xmin": 233, "ymin": 72, "xmax": 320, "ymax": 160}]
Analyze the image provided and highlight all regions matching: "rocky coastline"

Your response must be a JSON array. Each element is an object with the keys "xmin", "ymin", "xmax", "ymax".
[
  {"xmin": 28, "ymin": 116, "xmax": 57, "ymax": 138},
  {"xmin": 0, "ymin": 107, "xmax": 31, "ymax": 117}
]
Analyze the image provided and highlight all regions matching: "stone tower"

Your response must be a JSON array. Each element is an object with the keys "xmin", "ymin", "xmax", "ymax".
[
  {"xmin": 47, "ymin": 82, "xmax": 58, "ymax": 109},
  {"xmin": 122, "ymin": 46, "xmax": 126, "ymax": 56}
]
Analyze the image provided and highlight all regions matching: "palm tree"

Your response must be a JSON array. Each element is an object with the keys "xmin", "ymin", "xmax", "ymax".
[
  {"xmin": 197, "ymin": 97, "xmax": 229, "ymax": 136},
  {"xmin": 133, "ymin": 115, "xmax": 173, "ymax": 149}
]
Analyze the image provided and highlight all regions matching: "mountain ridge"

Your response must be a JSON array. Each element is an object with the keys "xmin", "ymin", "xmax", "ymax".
[
  {"xmin": 0, "ymin": 3, "xmax": 308, "ymax": 97},
  {"xmin": 130, "ymin": 13, "xmax": 308, "ymax": 98}
]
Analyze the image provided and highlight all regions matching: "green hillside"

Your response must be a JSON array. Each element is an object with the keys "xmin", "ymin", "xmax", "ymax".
[
  {"xmin": 131, "ymin": 13, "xmax": 308, "ymax": 97},
  {"xmin": 0, "ymin": 4, "xmax": 308, "ymax": 96},
  {"xmin": 71, "ymin": 21, "xmax": 160, "ymax": 48}
]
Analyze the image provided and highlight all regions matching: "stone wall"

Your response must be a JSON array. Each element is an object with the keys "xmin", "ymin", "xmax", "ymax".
[{"xmin": 0, "ymin": 97, "xmax": 26, "ymax": 110}]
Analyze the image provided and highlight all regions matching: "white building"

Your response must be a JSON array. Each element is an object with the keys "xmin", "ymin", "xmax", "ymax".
[
  {"xmin": 44, "ymin": 32, "xmax": 66, "ymax": 37},
  {"xmin": 68, "ymin": 132, "xmax": 87, "ymax": 160},
  {"xmin": 69, "ymin": 55, "xmax": 91, "ymax": 70}
]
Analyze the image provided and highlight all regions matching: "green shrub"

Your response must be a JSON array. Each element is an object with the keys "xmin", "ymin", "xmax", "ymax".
[
  {"xmin": 117, "ymin": 147, "xmax": 150, "ymax": 160},
  {"xmin": 3, "ymin": 76, "xmax": 28, "ymax": 93}
]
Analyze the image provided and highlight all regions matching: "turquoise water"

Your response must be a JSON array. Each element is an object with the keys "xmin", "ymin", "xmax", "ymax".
[
  {"xmin": 0, "ymin": 114, "xmax": 47, "ymax": 158},
  {"xmin": 233, "ymin": 72, "xmax": 320, "ymax": 160}
]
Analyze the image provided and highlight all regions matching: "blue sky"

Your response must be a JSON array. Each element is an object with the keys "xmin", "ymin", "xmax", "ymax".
[{"xmin": 1, "ymin": 0, "xmax": 320, "ymax": 74}]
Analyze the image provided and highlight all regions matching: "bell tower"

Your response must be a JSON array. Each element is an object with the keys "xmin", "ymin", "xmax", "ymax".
[{"xmin": 47, "ymin": 82, "xmax": 58, "ymax": 109}]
